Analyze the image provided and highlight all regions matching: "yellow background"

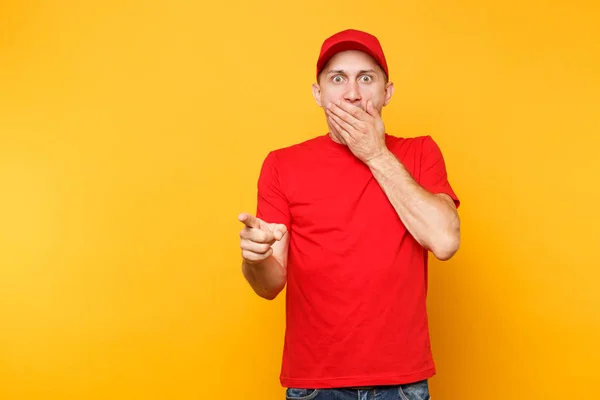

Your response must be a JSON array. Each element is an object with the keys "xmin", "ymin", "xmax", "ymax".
[{"xmin": 1, "ymin": 0, "xmax": 599, "ymax": 399}]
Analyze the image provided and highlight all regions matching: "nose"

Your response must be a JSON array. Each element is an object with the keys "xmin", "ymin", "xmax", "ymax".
[{"xmin": 343, "ymin": 81, "xmax": 361, "ymax": 104}]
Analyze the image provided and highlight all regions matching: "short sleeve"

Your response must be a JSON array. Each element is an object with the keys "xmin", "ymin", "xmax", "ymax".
[
  {"xmin": 419, "ymin": 136, "xmax": 460, "ymax": 208},
  {"xmin": 256, "ymin": 151, "xmax": 291, "ymax": 229}
]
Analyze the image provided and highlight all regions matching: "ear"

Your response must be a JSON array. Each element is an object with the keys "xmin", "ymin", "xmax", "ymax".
[
  {"xmin": 383, "ymin": 81, "xmax": 395, "ymax": 107},
  {"xmin": 312, "ymin": 83, "xmax": 322, "ymax": 107}
]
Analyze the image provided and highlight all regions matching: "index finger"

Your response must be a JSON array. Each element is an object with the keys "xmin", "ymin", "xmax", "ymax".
[
  {"xmin": 332, "ymin": 101, "xmax": 370, "ymax": 121},
  {"xmin": 238, "ymin": 213, "xmax": 259, "ymax": 229}
]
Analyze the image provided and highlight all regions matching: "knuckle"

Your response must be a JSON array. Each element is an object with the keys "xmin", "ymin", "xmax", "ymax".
[
  {"xmin": 242, "ymin": 250, "xmax": 259, "ymax": 262},
  {"xmin": 261, "ymin": 243, "xmax": 272, "ymax": 253},
  {"xmin": 259, "ymin": 232, "xmax": 270, "ymax": 243},
  {"xmin": 240, "ymin": 227, "xmax": 252, "ymax": 238}
]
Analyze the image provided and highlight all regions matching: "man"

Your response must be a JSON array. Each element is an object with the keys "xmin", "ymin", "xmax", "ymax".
[{"xmin": 238, "ymin": 29, "xmax": 460, "ymax": 400}]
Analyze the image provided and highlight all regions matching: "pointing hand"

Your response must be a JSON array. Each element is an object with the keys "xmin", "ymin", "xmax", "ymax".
[{"xmin": 238, "ymin": 213, "xmax": 287, "ymax": 264}]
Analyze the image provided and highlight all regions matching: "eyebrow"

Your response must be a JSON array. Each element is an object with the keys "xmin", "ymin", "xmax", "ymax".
[{"xmin": 326, "ymin": 69, "xmax": 377, "ymax": 75}]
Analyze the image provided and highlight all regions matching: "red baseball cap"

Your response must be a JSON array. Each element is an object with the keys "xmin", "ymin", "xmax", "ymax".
[{"xmin": 316, "ymin": 29, "xmax": 389, "ymax": 79}]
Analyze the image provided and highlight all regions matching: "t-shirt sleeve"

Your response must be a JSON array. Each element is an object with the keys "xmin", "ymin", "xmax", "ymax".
[
  {"xmin": 419, "ymin": 136, "xmax": 460, "ymax": 208},
  {"xmin": 256, "ymin": 151, "xmax": 291, "ymax": 229}
]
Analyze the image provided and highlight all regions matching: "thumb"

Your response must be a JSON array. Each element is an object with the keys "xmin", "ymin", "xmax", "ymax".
[{"xmin": 272, "ymin": 223, "xmax": 288, "ymax": 240}]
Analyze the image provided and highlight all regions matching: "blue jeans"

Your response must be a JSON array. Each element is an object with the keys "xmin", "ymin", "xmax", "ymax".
[{"xmin": 285, "ymin": 379, "xmax": 430, "ymax": 400}]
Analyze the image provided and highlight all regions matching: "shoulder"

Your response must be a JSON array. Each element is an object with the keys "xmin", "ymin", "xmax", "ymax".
[
  {"xmin": 263, "ymin": 134, "xmax": 329, "ymax": 164},
  {"xmin": 272, "ymin": 134, "xmax": 328, "ymax": 154}
]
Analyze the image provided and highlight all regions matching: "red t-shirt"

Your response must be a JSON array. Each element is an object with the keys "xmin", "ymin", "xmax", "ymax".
[{"xmin": 256, "ymin": 133, "xmax": 460, "ymax": 389}]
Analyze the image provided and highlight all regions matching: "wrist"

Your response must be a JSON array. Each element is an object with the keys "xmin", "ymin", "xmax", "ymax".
[{"xmin": 365, "ymin": 148, "xmax": 394, "ymax": 169}]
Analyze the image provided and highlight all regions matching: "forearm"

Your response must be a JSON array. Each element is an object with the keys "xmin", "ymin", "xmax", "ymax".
[
  {"xmin": 242, "ymin": 256, "xmax": 287, "ymax": 300},
  {"xmin": 366, "ymin": 150, "xmax": 460, "ymax": 260}
]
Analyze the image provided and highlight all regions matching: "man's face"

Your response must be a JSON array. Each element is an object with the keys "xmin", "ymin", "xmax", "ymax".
[{"xmin": 312, "ymin": 50, "xmax": 394, "ymax": 117}]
